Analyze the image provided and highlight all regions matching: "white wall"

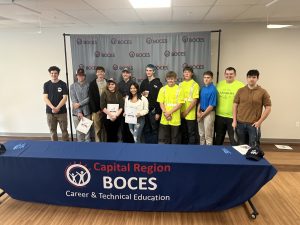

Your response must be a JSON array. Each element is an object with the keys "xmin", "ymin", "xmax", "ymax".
[{"xmin": 1, "ymin": 23, "xmax": 299, "ymax": 139}]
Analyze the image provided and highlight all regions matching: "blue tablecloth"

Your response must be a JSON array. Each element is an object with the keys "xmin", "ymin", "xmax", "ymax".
[{"xmin": 0, "ymin": 140, "xmax": 276, "ymax": 211}]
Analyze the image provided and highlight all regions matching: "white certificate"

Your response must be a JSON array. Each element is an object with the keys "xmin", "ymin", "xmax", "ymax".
[
  {"xmin": 107, "ymin": 104, "xmax": 119, "ymax": 119},
  {"xmin": 125, "ymin": 106, "xmax": 137, "ymax": 124},
  {"xmin": 76, "ymin": 117, "xmax": 93, "ymax": 134},
  {"xmin": 232, "ymin": 145, "xmax": 251, "ymax": 155}
]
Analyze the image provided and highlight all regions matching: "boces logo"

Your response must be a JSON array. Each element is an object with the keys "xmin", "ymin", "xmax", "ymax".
[
  {"xmin": 76, "ymin": 38, "xmax": 97, "ymax": 45},
  {"xmin": 129, "ymin": 51, "xmax": 135, "ymax": 58},
  {"xmin": 77, "ymin": 38, "xmax": 82, "ymax": 45},
  {"xmin": 182, "ymin": 63, "xmax": 204, "ymax": 70},
  {"xmin": 164, "ymin": 50, "xmax": 185, "ymax": 57},
  {"xmin": 164, "ymin": 50, "xmax": 170, "ymax": 57},
  {"xmin": 146, "ymin": 37, "xmax": 167, "ymax": 44},
  {"xmin": 112, "ymin": 64, "xmax": 133, "ymax": 71},
  {"xmin": 95, "ymin": 51, "xmax": 101, "ymax": 57},
  {"xmin": 112, "ymin": 64, "xmax": 119, "ymax": 70},
  {"xmin": 111, "ymin": 38, "xmax": 132, "ymax": 45},
  {"xmin": 129, "ymin": 51, "xmax": 150, "ymax": 58},
  {"xmin": 95, "ymin": 51, "xmax": 115, "ymax": 58},
  {"xmin": 182, "ymin": 36, "xmax": 205, "ymax": 43},
  {"xmin": 65, "ymin": 163, "xmax": 91, "ymax": 187}
]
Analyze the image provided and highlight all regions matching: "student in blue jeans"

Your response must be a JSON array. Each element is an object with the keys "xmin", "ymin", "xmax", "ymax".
[
  {"xmin": 124, "ymin": 83, "xmax": 149, "ymax": 143},
  {"xmin": 232, "ymin": 69, "xmax": 271, "ymax": 146}
]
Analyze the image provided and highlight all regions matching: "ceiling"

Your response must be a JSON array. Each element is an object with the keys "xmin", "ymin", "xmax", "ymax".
[{"xmin": 0, "ymin": 0, "xmax": 299, "ymax": 29}]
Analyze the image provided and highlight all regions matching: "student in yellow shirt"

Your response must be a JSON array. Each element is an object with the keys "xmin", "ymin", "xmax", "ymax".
[
  {"xmin": 214, "ymin": 67, "xmax": 244, "ymax": 145},
  {"xmin": 157, "ymin": 71, "xmax": 185, "ymax": 144},
  {"xmin": 179, "ymin": 66, "xmax": 200, "ymax": 144}
]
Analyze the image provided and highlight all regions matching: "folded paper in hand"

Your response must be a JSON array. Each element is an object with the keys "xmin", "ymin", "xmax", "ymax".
[
  {"xmin": 76, "ymin": 117, "xmax": 93, "ymax": 134},
  {"xmin": 107, "ymin": 104, "xmax": 119, "ymax": 119},
  {"xmin": 125, "ymin": 106, "xmax": 137, "ymax": 124}
]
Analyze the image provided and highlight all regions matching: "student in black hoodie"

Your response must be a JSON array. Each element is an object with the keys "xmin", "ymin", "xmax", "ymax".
[{"xmin": 140, "ymin": 64, "xmax": 163, "ymax": 143}]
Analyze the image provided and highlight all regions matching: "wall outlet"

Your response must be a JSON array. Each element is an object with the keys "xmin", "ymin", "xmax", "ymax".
[{"xmin": 296, "ymin": 121, "xmax": 300, "ymax": 127}]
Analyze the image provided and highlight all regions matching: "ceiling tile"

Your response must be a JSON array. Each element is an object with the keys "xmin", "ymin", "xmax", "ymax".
[
  {"xmin": 172, "ymin": 0, "xmax": 216, "ymax": 7},
  {"xmin": 134, "ymin": 8, "xmax": 172, "ymax": 22},
  {"xmin": 204, "ymin": 5, "xmax": 250, "ymax": 21},
  {"xmin": 236, "ymin": 5, "xmax": 267, "ymax": 21},
  {"xmin": 216, "ymin": 0, "xmax": 261, "ymax": 5},
  {"xmin": 172, "ymin": 6, "xmax": 210, "ymax": 22},
  {"xmin": 17, "ymin": 0, "xmax": 91, "ymax": 11},
  {"xmin": 100, "ymin": 9, "xmax": 141, "ymax": 23},
  {"xmin": 63, "ymin": 9, "xmax": 112, "ymax": 23},
  {"xmin": 84, "ymin": 0, "xmax": 132, "ymax": 9}
]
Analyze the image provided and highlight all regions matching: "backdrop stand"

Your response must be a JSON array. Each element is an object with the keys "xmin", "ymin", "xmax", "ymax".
[
  {"xmin": 211, "ymin": 29, "xmax": 221, "ymax": 83},
  {"xmin": 63, "ymin": 33, "xmax": 74, "ymax": 141}
]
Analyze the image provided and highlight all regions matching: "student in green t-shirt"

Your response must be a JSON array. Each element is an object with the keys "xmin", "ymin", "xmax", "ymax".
[{"xmin": 214, "ymin": 67, "xmax": 244, "ymax": 145}]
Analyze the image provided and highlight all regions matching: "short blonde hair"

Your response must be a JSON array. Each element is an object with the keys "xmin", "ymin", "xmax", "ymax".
[{"xmin": 165, "ymin": 71, "xmax": 177, "ymax": 79}]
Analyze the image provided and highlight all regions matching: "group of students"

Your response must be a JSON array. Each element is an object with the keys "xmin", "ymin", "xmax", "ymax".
[{"xmin": 43, "ymin": 64, "xmax": 271, "ymax": 147}]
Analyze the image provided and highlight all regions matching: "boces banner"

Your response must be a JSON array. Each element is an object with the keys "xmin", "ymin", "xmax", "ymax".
[
  {"xmin": 69, "ymin": 32, "xmax": 211, "ymax": 84},
  {"xmin": 0, "ymin": 141, "xmax": 277, "ymax": 212}
]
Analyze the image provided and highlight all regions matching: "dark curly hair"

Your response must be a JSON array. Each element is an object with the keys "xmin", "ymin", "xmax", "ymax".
[{"xmin": 48, "ymin": 66, "xmax": 60, "ymax": 74}]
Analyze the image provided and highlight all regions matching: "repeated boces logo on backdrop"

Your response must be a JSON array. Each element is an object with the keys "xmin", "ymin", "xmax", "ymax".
[
  {"xmin": 73, "ymin": 33, "xmax": 209, "ymax": 81},
  {"xmin": 129, "ymin": 51, "xmax": 150, "ymax": 58},
  {"xmin": 76, "ymin": 38, "xmax": 97, "ymax": 45},
  {"xmin": 111, "ymin": 38, "xmax": 132, "ymax": 45},
  {"xmin": 164, "ymin": 50, "xmax": 186, "ymax": 57},
  {"xmin": 129, "ymin": 51, "xmax": 135, "ymax": 58},
  {"xmin": 112, "ymin": 64, "xmax": 119, "ymax": 71},
  {"xmin": 182, "ymin": 63, "xmax": 204, "ymax": 70},
  {"xmin": 146, "ymin": 37, "xmax": 168, "ymax": 44},
  {"xmin": 95, "ymin": 51, "xmax": 115, "ymax": 57},
  {"xmin": 182, "ymin": 36, "xmax": 205, "ymax": 43},
  {"xmin": 164, "ymin": 50, "xmax": 170, "ymax": 57},
  {"xmin": 78, "ymin": 64, "xmax": 98, "ymax": 71},
  {"xmin": 155, "ymin": 65, "xmax": 168, "ymax": 70},
  {"xmin": 112, "ymin": 64, "xmax": 134, "ymax": 71}
]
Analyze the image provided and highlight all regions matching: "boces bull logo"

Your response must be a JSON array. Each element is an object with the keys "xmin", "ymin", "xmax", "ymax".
[{"xmin": 65, "ymin": 163, "xmax": 91, "ymax": 187}]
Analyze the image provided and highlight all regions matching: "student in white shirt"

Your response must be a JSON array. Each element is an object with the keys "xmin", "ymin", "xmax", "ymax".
[{"xmin": 124, "ymin": 82, "xmax": 149, "ymax": 143}]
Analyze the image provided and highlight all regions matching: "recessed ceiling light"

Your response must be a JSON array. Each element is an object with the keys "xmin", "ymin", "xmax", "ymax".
[
  {"xmin": 267, "ymin": 24, "xmax": 293, "ymax": 29},
  {"xmin": 129, "ymin": 0, "xmax": 171, "ymax": 8}
]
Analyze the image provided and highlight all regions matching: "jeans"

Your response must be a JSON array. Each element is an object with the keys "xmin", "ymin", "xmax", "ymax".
[
  {"xmin": 46, "ymin": 113, "xmax": 69, "ymax": 141},
  {"xmin": 128, "ymin": 117, "xmax": 145, "ymax": 143},
  {"xmin": 143, "ymin": 110, "xmax": 160, "ymax": 144},
  {"xmin": 236, "ymin": 122, "xmax": 261, "ymax": 147},
  {"xmin": 213, "ymin": 115, "xmax": 236, "ymax": 145},
  {"xmin": 181, "ymin": 119, "xmax": 197, "ymax": 144},
  {"xmin": 158, "ymin": 124, "xmax": 181, "ymax": 144}
]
